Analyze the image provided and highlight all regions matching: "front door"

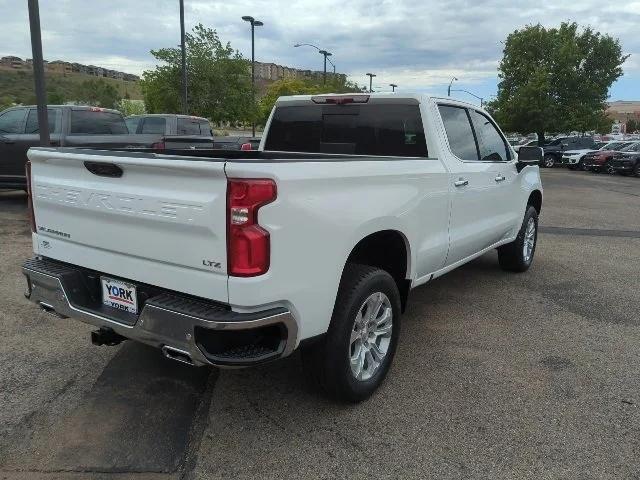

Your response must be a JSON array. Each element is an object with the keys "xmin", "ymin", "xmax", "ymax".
[
  {"xmin": 437, "ymin": 104, "xmax": 515, "ymax": 266},
  {"xmin": 0, "ymin": 108, "xmax": 28, "ymax": 184}
]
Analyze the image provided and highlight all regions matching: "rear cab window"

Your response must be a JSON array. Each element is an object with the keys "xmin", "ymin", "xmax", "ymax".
[
  {"xmin": 140, "ymin": 117, "xmax": 167, "ymax": 134},
  {"xmin": 264, "ymin": 101, "xmax": 428, "ymax": 157},
  {"xmin": 69, "ymin": 110, "xmax": 128, "ymax": 135},
  {"xmin": 177, "ymin": 117, "xmax": 204, "ymax": 135}
]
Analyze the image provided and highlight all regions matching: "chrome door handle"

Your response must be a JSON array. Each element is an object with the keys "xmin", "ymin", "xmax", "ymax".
[
  {"xmin": 454, "ymin": 179, "xmax": 469, "ymax": 187},
  {"xmin": 495, "ymin": 175, "xmax": 506, "ymax": 182}
]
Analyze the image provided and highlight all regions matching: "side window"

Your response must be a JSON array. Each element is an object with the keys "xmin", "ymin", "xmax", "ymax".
[
  {"xmin": 125, "ymin": 117, "xmax": 141, "ymax": 134},
  {"xmin": 198, "ymin": 121, "xmax": 212, "ymax": 136},
  {"xmin": 468, "ymin": 109, "xmax": 510, "ymax": 161},
  {"xmin": 0, "ymin": 109, "xmax": 27, "ymax": 134},
  {"xmin": 141, "ymin": 117, "xmax": 167, "ymax": 134},
  {"xmin": 177, "ymin": 118, "xmax": 202, "ymax": 135},
  {"xmin": 25, "ymin": 109, "xmax": 59, "ymax": 134},
  {"xmin": 438, "ymin": 105, "xmax": 478, "ymax": 160}
]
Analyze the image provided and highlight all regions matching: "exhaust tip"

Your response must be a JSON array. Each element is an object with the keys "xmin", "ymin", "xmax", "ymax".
[{"xmin": 162, "ymin": 346, "xmax": 194, "ymax": 366}]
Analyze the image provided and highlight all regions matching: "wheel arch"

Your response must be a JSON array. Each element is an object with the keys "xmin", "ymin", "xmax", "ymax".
[
  {"xmin": 527, "ymin": 189, "xmax": 543, "ymax": 215},
  {"xmin": 342, "ymin": 230, "xmax": 412, "ymax": 312}
]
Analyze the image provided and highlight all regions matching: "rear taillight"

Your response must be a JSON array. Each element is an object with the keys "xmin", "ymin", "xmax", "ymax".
[
  {"xmin": 151, "ymin": 141, "xmax": 165, "ymax": 150},
  {"xmin": 227, "ymin": 179, "xmax": 277, "ymax": 277},
  {"xmin": 240, "ymin": 142, "xmax": 252, "ymax": 151},
  {"xmin": 25, "ymin": 161, "xmax": 36, "ymax": 233}
]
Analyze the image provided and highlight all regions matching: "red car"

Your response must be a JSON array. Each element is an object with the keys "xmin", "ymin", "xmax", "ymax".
[{"xmin": 582, "ymin": 141, "xmax": 640, "ymax": 173}]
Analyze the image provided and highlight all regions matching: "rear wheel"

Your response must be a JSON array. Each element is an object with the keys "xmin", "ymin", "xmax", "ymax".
[
  {"xmin": 498, "ymin": 206, "xmax": 538, "ymax": 273},
  {"xmin": 605, "ymin": 162, "xmax": 615, "ymax": 175},
  {"xmin": 543, "ymin": 154, "xmax": 555, "ymax": 168},
  {"xmin": 302, "ymin": 264, "xmax": 401, "ymax": 403}
]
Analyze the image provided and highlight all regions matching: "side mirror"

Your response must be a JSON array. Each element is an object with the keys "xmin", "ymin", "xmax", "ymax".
[{"xmin": 517, "ymin": 146, "xmax": 542, "ymax": 172}]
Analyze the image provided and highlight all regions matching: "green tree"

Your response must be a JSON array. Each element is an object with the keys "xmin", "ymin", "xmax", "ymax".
[
  {"xmin": 141, "ymin": 24, "xmax": 252, "ymax": 123},
  {"xmin": 626, "ymin": 118, "xmax": 639, "ymax": 133},
  {"xmin": 487, "ymin": 22, "xmax": 627, "ymax": 144},
  {"xmin": 74, "ymin": 78, "xmax": 120, "ymax": 108},
  {"xmin": 46, "ymin": 89, "xmax": 66, "ymax": 105},
  {"xmin": 117, "ymin": 98, "xmax": 146, "ymax": 116},
  {"xmin": 257, "ymin": 76, "xmax": 363, "ymax": 124}
]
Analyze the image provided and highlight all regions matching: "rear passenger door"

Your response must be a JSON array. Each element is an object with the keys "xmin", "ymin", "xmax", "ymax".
[
  {"xmin": 0, "ymin": 108, "xmax": 28, "ymax": 181},
  {"xmin": 438, "ymin": 104, "xmax": 515, "ymax": 266}
]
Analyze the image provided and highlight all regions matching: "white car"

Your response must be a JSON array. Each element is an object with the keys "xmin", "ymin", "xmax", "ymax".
[
  {"xmin": 562, "ymin": 141, "xmax": 631, "ymax": 170},
  {"xmin": 22, "ymin": 93, "xmax": 543, "ymax": 402}
]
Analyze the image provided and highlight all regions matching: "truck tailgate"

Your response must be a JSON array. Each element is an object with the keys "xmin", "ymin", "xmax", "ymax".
[{"xmin": 27, "ymin": 148, "xmax": 229, "ymax": 302}]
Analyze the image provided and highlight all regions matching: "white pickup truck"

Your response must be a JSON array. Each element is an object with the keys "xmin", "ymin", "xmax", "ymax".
[{"xmin": 23, "ymin": 93, "xmax": 543, "ymax": 402}]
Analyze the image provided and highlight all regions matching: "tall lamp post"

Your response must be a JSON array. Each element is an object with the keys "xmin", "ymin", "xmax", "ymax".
[
  {"xmin": 366, "ymin": 73, "xmax": 376, "ymax": 93},
  {"xmin": 389, "ymin": 83, "xmax": 398, "ymax": 92},
  {"xmin": 294, "ymin": 43, "xmax": 333, "ymax": 84},
  {"xmin": 27, "ymin": 0, "xmax": 49, "ymax": 146},
  {"xmin": 450, "ymin": 89, "xmax": 484, "ymax": 106},
  {"xmin": 447, "ymin": 76, "xmax": 458, "ymax": 97},
  {"xmin": 179, "ymin": 0, "xmax": 188, "ymax": 114},
  {"xmin": 242, "ymin": 15, "xmax": 263, "ymax": 137}
]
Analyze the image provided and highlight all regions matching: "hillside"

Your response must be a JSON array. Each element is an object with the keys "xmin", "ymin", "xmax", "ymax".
[{"xmin": 0, "ymin": 67, "xmax": 142, "ymax": 105}]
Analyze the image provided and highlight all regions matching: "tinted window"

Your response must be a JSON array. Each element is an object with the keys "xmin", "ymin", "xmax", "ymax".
[
  {"xmin": 25, "ymin": 109, "xmax": 59, "ymax": 134},
  {"xmin": 468, "ymin": 109, "xmax": 509, "ymax": 161},
  {"xmin": 140, "ymin": 117, "xmax": 166, "ymax": 134},
  {"xmin": 125, "ymin": 117, "xmax": 141, "ymax": 133},
  {"xmin": 0, "ymin": 109, "xmax": 26, "ymax": 134},
  {"xmin": 198, "ymin": 120, "xmax": 212, "ymax": 136},
  {"xmin": 177, "ymin": 118, "xmax": 202, "ymax": 135},
  {"xmin": 264, "ymin": 104, "xmax": 428, "ymax": 157},
  {"xmin": 438, "ymin": 105, "xmax": 478, "ymax": 160},
  {"xmin": 621, "ymin": 142, "xmax": 640, "ymax": 152},
  {"xmin": 70, "ymin": 110, "xmax": 128, "ymax": 134}
]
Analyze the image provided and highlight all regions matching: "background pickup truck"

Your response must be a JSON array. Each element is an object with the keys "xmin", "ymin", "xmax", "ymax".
[
  {"xmin": 22, "ymin": 93, "xmax": 543, "ymax": 402},
  {"xmin": 0, "ymin": 106, "xmax": 212, "ymax": 189}
]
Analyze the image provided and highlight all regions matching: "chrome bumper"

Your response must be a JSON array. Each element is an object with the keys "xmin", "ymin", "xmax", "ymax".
[{"xmin": 22, "ymin": 257, "xmax": 298, "ymax": 367}]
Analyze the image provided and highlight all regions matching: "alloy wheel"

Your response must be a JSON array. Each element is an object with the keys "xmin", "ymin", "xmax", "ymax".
[
  {"xmin": 523, "ymin": 217, "xmax": 536, "ymax": 263},
  {"xmin": 349, "ymin": 292, "xmax": 393, "ymax": 381}
]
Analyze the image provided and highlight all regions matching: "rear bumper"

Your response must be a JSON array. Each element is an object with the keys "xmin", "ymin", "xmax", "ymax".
[{"xmin": 22, "ymin": 257, "xmax": 298, "ymax": 367}]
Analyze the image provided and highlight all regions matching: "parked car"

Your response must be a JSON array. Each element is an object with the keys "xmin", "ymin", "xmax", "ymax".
[
  {"xmin": 512, "ymin": 139, "xmax": 538, "ymax": 153},
  {"xmin": 611, "ymin": 144, "xmax": 640, "ymax": 177},
  {"xmin": 583, "ymin": 141, "xmax": 640, "ymax": 174},
  {"xmin": 213, "ymin": 135, "xmax": 261, "ymax": 150},
  {"xmin": 0, "ymin": 106, "xmax": 206, "ymax": 190},
  {"xmin": 562, "ymin": 141, "xmax": 626, "ymax": 170},
  {"xmin": 22, "ymin": 93, "xmax": 543, "ymax": 402},
  {"xmin": 542, "ymin": 136, "xmax": 595, "ymax": 168}
]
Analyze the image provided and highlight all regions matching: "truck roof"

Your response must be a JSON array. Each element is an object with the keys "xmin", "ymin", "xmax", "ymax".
[
  {"xmin": 275, "ymin": 92, "xmax": 483, "ymax": 110},
  {"xmin": 17, "ymin": 105, "xmax": 122, "ymax": 114},
  {"xmin": 126, "ymin": 113, "xmax": 209, "ymax": 121}
]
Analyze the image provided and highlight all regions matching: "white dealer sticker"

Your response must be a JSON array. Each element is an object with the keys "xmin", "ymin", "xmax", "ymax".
[{"xmin": 101, "ymin": 277, "xmax": 138, "ymax": 314}]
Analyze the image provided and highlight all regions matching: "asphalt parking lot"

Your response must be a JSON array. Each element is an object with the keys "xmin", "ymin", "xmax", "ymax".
[{"xmin": 1, "ymin": 169, "xmax": 639, "ymax": 480}]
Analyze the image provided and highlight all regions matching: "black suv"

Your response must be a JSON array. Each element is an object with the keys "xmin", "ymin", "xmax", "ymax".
[{"xmin": 542, "ymin": 136, "xmax": 595, "ymax": 168}]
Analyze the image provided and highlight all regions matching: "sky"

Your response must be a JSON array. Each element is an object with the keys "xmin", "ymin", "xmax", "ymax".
[{"xmin": 1, "ymin": 0, "xmax": 638, "ymax": 104}]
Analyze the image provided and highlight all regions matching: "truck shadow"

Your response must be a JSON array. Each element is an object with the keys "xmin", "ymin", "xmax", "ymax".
[{"xmin": 1, "ymin": 341, "xmax": 216, "ymax": 475}]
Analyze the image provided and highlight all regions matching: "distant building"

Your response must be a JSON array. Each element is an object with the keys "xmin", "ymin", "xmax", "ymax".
[
  {"xmin": 606, "ymin": 101, "xmax": 640, "ymax": 123},
  {"xmin": 252, "ymin": 61, "xmax": 343, "ymax": 83},
  {"xmin": 1, "ymin": 56, "xmax": 24, "ymax": 69},
  {"xmin": 48, "ymin": 60, "xmax": 72, "ymax": 75}
]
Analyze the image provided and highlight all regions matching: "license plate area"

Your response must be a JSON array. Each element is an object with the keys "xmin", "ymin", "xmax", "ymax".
[{"xmin": 102, "ymin": 277, "xmax": 138, "ymax": 314}]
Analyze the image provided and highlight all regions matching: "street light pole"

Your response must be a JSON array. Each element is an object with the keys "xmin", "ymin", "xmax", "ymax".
[
  {"xmin": 27, "ymin": 0, "xmax": 49, "ymax": 146},
  {"xmin": 447, "ymin": 76, "xmax": 458, "ymax": 97},
  {"xmin": 294, "ymin": 44, "xmax": 333, "ymax": 84},
  {"xmin": 366, "ymin": 73, "xmax": 376, "ymax": 93},
  {"xmin": 242, "ymin": 16, "xmax": 263, "ymax": 137},
  {"xmin": 179, "ymin": 0, "xmax": 188, "ymax": 114},
  {"xmin": 450, "ymin": 88, "xmax": 483, "ymax": 106},
  {"xmin": 318, "ymin": 50, "xmax": 332, "ymax": 85},
  {"xmin": 389, "ymin": 83, "xmax": 398, "ymax": 92}
]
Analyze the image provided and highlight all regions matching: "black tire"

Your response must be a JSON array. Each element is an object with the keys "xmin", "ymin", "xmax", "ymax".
[
  {"xmin": 302, "ymin": 264, "xmax": 401, "ymax": 403},
  {"xmin": 543, "ymin": 154, "xmax": 555, "ymax": 168},
  {"xmin": 498, "ymin": 206, "xmax": 538, "ymax": 273},
  {"xmin": 633, "ymin": 163, "xmax": 640, "ymax": 178},
  {"xmin": 605, "ymin": 162, "xmax": 615, "ymax": 175}
]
